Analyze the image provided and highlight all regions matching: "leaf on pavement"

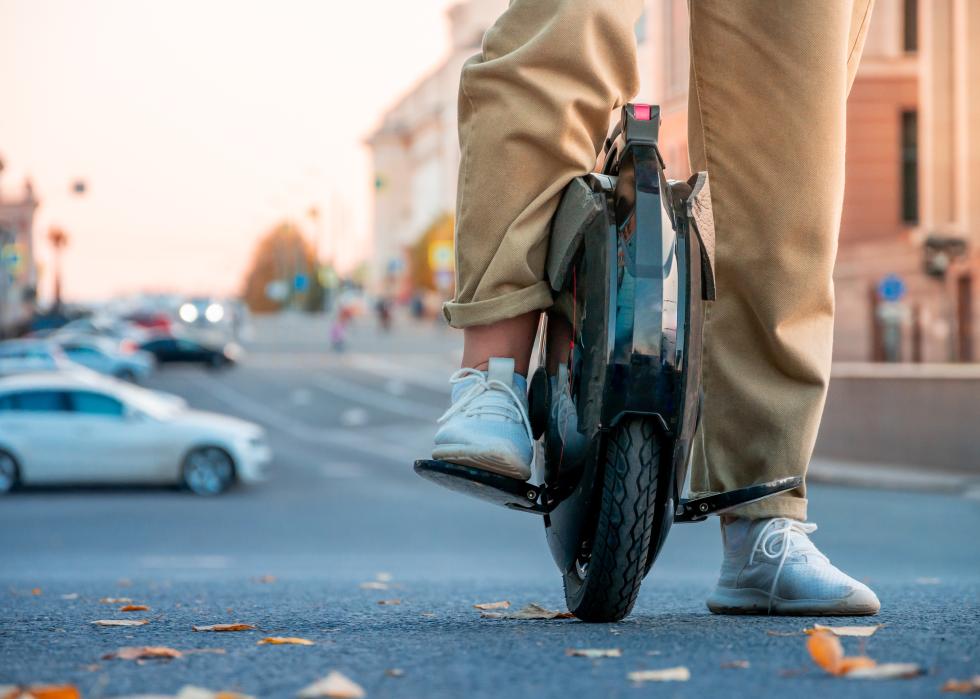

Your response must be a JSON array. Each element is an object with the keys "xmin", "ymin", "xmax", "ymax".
[
  {"xmin": 806, "ymin": 624, "xmax": 884, "ymax": 638},
  {"xmin": 192, "ymin": 624, "xmax": 256, "ymax": 632},
  {"xmin": 257, "ymin": 637, "xmax": 314, "ymax": 646},
  {"xmin": 845, "ymin": 663, "xmax": 923, "ymax": 680},
  {"xmin": 473, "ymin": 601, "xmax": 510, "ymax": 610},
  {"xmin": 119, "ymin": 604, "xmax": 150, "ymax": 612},
  {"xmin": 806, "ymin": 631, "xmax": 844, "ymax": 674},
  {"xmin": 92, "ymin": 619, "xmax": 149, "ymax": 627},
  {"xmin": 100, "ymin": 597, "xmax": 133, "ymax": 604},
  {"xmin": 721, "ymin": 660, "xmax": 750, "ymax": 669},
  {"xmin": 296, "ymin": 671, "xmax": 365, "ymax": 698},
  {"xmin": 358, "ymin": 581, "xmax": 388, "ymax": 591},
  {"xmin": 384, "ymin": 669, "xmax": 404, "ymax": 678},
  {"xmin": 174, "ymin": 687, "xmax": 256, "ymax": 699},
  {"xmin": 565, "ymin": 648, "xmax": 622, "ymax": 659},
  {"xmin": 942, "ymin": 676, "xmax": 980, "ymax": 693},
  {"xmin": 377, "ymin": 599, "xmax": 401, "ymax": 606},
  {"xmin": 627, "ymin": 667, "xmax": 691, "ymax": 682},
  {"xmin": 104, "ymin": 646, "xmax": 183, "ymax": 661},
  {"xmin": 480, "ymin": 603, "xmax": 574, "ymax": 620},
  {"xmin": 0, "ymin": 686, "xmax": 81, "ymax": 699}
]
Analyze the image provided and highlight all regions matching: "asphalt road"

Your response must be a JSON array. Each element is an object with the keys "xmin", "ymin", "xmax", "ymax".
[{"xmin": 1, "ymin": 315, "xmax": 978, "ymax": 698}]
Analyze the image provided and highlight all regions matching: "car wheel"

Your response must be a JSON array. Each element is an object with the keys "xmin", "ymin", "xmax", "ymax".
[
  {"xmin": 0, "ymin": 450, "xmax": 20, "ymax": 494},
  {"xmin": 181, "ymin": 446, "xmax": 235, "ymax": 496}
]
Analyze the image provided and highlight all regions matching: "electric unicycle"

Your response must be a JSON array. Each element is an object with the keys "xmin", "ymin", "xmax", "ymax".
[{"xmin": 415, "ymin": 104, "xmax": 800, "ymax": 622}]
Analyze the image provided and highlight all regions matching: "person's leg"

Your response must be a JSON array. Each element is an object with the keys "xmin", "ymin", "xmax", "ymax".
[
  {"xmin": 434, "ymin": 0, "xmax": 643, "ymax": 479},
  {"xmin": 687, "ymin": 0, "xmax": 879, "ymax": 614}
]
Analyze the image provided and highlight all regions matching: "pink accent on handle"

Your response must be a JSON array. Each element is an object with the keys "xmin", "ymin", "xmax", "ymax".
[{"xmin": 634, "ymin": 104, "xmax": 652, "ymax": 121}]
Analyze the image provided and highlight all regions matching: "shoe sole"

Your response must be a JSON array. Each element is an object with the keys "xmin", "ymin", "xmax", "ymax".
[
  {"xmin": 431, "ymin": 445, "xmax": 531, "ymax": 481},
  {"xmin": 706, "ymin": 587, "xmax": 881, "ymax": 616}
]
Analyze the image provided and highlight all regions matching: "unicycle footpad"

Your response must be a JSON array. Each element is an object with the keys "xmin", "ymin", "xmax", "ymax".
[
  {"xmin": 674, "ymin": 476, "xmax": 803, "ymax": 523},
  {"xmin": 413, "ymin": 460, "xmax": 549, "ymax": 515}
]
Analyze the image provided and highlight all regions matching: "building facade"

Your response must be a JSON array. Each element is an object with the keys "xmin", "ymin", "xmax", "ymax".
[
  {"xmin": 0, "ymin": 164, "xmax": 39, "ymax": 338},
  {"xmin": 368, "ymin": 0, "xmax": 979, "ymax": 363}
]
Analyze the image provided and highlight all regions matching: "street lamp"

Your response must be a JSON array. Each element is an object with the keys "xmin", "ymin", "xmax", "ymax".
[{"xmin": 48, "ymin": 226, "xmax": 69, "ymax": 312}]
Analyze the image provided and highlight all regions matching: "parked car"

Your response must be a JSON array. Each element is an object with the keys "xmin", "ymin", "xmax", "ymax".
[
  {"xmin": 0, "ymin": 340, "xmax": 78, "ymax": 377},
  {"xmin": 52, "ymin": 335, "xmax": 155, "ymax": 382},
  {"xmin": 0, "ymin": 372, "xmax": 271, "ymax": 495},
  {"xmin": 139, "ymin": 335, "xmax": 241, "ymax": 368},
  {"xmin": 55, "ymin": 316, "xmax": 151, "ymax": 347}
]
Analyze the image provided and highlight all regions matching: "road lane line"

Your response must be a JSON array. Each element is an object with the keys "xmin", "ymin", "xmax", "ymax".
[
  {"xmin": 196, "ymin": 374, "xmax": 411, "ymax": 464},
  {"xmin": 311, "ymin": 373, "xmax": 442, "ymax": 420}
]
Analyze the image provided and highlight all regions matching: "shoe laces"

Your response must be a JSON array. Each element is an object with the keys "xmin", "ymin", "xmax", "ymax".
[
  {"xmin": 437, "ymin": 368, "xmax": 534, "ymax": 445},
  {"xmin": 748, "ymin": 517, "xmax": 819, "ymax": 613}
]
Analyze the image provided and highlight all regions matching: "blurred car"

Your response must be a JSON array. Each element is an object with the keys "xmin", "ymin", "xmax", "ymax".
[
  {"xmin": 138, "ymin": 335, "xmax": 241, "ymax": 368},
  {"xmin": 55, "ymin": 315, "xmax": 151, "ymax": 347},
  {"xmin": 124, "ymin": 311, "xmax": 173, "ymax": 333},
  {"xmin": 53, "ymin": 335, "xmax": 155, "ymax": 382},
  {"xmin": 0, "ymin": 339, "xmax": 78, "ymax": 377},
  {"xmin": 0, "ymin": 372, "xmax": 271, "ymax": 495}
]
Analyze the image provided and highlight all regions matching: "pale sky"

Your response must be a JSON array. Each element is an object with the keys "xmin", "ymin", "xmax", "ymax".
[{"xmin": 0, "ymin": 0, "xmax": 457, "ymax": 301}]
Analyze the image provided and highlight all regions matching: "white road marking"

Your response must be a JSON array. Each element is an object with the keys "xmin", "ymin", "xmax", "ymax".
[
  {"xmin": 197, "ymin": 375, "xmax": 410, "ymax": 464},
  {"xmin": 311, "ymin": 373, "xmax": 441, "ymax": 420}
]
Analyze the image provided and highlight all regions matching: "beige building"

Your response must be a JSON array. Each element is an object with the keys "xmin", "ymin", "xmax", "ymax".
[
  {"xmin": 0, "ymin": 163, "xmax": 39, "ymax": 338},
  {"xmin": 368, "ymin": 0, "xmax": 979, "ymax": 363}
]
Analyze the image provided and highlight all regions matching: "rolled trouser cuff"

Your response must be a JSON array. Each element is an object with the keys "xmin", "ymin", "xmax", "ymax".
[
  {"xmin": 700, "ymin": 493, "xmax": 807, "ymax": 522},
  {"xmin": 443, "ymin": 282, "xmax": 553, "ymax": 328}
]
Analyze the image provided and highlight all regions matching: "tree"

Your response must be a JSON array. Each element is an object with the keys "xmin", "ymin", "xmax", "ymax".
[{"xmin": 241, "ymin": 222, "xmax": 320, "ymax": 313}]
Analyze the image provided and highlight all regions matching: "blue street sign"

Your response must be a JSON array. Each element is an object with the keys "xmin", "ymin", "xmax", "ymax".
[
  {"xmin": 293, "ymin": 274, "xmax": 309, "ymax": 292},
  {"xmin": 878, "ymin": 274, "xmax": 906, "ymax": 302}
]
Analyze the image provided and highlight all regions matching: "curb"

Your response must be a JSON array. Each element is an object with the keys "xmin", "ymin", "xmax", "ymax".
[{"xmin": 808, "ymin": 457, "xmax": 980, "ymax": 499}]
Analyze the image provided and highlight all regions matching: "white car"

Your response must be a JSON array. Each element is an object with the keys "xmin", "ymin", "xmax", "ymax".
[
  {"xmin": 0, "ymin": 340, "xmax": 78, "ymax": 377},
  {"xmin": 0, "ymin": 373, "xmax": 271, "ymax": 495},
  {"xmin": 53, "ymin": 335, "xmax": 156, "ymax": 382}
]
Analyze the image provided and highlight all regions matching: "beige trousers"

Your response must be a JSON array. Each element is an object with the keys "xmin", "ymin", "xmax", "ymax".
[{"xmin": 446, "ymin": 0, "xmax": 874, "ymax": 519}]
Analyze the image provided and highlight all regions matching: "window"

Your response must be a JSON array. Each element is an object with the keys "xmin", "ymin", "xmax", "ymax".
[
  {"xmin": 64, "ymin": 346, "xmax": 100, "ymax": 358},
  {"xmin": 903, "ymin": 0, "xmax": 918, "ymax": 52},
  {"xmin": 8, "ymin": 390, "xmax": 70, "ymax": 412},
  {"xmin": 901, "ymin": 110, "xmax": 919, "ymax": 224},
  {"xmin": 69, "ymin": 391, "xmax": 125, "ymax": 417}
]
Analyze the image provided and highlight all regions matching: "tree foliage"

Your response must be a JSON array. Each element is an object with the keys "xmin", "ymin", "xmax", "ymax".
[{"xmin": 241, "ymin": 222, "xmax": 323, "ymax": 313}]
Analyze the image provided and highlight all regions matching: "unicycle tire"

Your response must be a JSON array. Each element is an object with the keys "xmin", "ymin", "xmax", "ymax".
[{"xmin": 563, "ymin": 417, "xmax": 664, "ymax": 622}]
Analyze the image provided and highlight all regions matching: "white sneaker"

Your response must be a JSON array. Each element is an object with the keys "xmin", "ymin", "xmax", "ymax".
[
  {"xmin": 706, "ymin": 517, "xmax": 881, "ymax": 616},
  {"xmin": 431, "ymin": 357, "xmax": 533, "ymax": 481}
]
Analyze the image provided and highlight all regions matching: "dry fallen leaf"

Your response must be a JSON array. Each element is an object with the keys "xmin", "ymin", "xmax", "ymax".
[
  {"xmin": 628, "ymin": 667, "xmax": 691, "ymax": 683},
  {"xmin": 119, "ymin": 604, "xmax": 150, "ymax": 612},
  {"xmin": 104, "ymin": 646, "xmax": 183, "ymax": 661},
  {"xmin": 806, "ymin": 631, "xmax": 845, "ymax": 674},
  {"xmin": 100, "ymin": 597, "xmax": 133, "ymax": 604},
  {"xmin": 192, "ymin": 624, "xmax": 256, "ymax": 632},
  {"xmin": 297, "ymin": 671, "xmax": 365, "ymax": 698},
  {"xmin": 806, "ymin": 630, "xmax": 922, "ymax": 679},
  {"xmin": 566, "ymin": 648, "xmax": 622, "ymax": 659},
  {"xmin": 806, "ymin": 624, "xmax": 883, "ymax": 638},
  {"xmin": 480, "ymin": 603, "xmax": 574, "ymax": 620},
  {"xmin": 721, "ymin": 660, "xmax": 750, "ymax": 669},
  {"xmin": 92, "ymin": 619, "xmax": 149, "ymax": 627},
  {"xmin": 358, "ymin": 581, "xmax": 388, "ymax": 591},
  {"xmin": 846, "ymin": 663, "xmax": 923, "ymax": 680},
  {"xmin": 258, "ymin": 637, "xmax": 315, "ymax": 646},
  {"xmin": 473, "ymin": 601, "xmax": 510, "ymax": 610},
  {"xmin": 942, "ymin": 676, "xmax": 980, "ymax": 693},
  {"xmin": 174, "ymin": 687, "xmax": 255, "ymax": 699},
  {"xmin": 384, "ymin": 669, "xmax": 404, "ymax": 678},
  {"xmin": 0, "ymin": 687, "xmax": 81, "ymax": 699},
  {"xmin": 377, "ymin": 599, "xmax": 401, "ymax": 606}
]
